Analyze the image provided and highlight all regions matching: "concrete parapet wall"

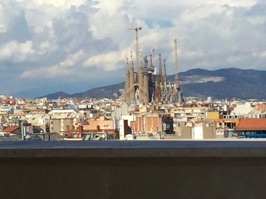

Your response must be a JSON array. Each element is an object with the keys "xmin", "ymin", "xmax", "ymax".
[{"xmin": 0, "ymin": 141, "xmax": 266, "ymax": 199}]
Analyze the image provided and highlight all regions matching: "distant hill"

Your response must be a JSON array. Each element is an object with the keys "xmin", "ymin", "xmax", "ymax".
[
  {"xmin": 41, "ymin": 82, "xmax": 124, "ymax": 100},
  {"xmin": 41, "ymin": 68, "xmax": 266, "ymax": 100}
]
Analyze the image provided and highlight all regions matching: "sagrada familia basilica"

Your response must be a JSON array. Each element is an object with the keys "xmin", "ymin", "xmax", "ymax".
[{"xmin": 124, "ymin": 27, "xmax": 184, "ymax": 105}]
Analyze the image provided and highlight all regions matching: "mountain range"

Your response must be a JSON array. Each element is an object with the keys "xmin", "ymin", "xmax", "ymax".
[{"xmin": 41, "ymin": 68, "xmax": 266, "ymax": 100}]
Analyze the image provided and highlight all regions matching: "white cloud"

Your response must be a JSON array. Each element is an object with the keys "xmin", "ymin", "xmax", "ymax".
[
  {"xmin": 0, "ymin": 41, "xmax": 35, "ymax": 63},
  {"xmin": 258, "ymin": 51, "xmax": 266, "ymax": 58},
  {"xmin": 0, "ymin": 4, "xmax": 6, "ymax": 33},
  {"xmin": 0, "ymin": 0, "xmax": 265, "ymax": 96},
  {"xmin": 88, "ymin": 0, "xmax": 132, "ymax": 47},
  {"xmin": 93, "ymin": 0, "xmax": 124, "ymax": 13},
  {"xmin": 180, "ymin": 4, "xmax": 226, "ymax": 22},
  {"xmin": 31, "ymin": 0, "xmax": 86, "ymax": 9},
  {"xmin": 21, "ymin": 50, "xmax": 85, "ymax": 78},
  {"xmin": 84, "ymin": 50, "xmax": 127, "ymax": 71},
  {"xmin": 214, "ymin": 0, "xmax": 257, "ymax": 7}
]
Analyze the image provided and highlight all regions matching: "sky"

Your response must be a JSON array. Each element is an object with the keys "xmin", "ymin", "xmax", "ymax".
[{"xmin": 0, "ymin": 0, "xmax": 266, "ymax": 97}]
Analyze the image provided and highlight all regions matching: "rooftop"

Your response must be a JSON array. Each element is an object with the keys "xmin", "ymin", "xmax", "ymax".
[{"xmin": 236, "ymin": 118, "xmax": 266, "ymax": 131}]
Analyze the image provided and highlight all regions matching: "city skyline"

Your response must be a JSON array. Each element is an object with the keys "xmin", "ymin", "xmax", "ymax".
[{"xmin": 0, "ymin": 0, "xmax": 266, "ymax": 97}]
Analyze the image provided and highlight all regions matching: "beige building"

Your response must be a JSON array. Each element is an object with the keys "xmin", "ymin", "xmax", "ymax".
[
  {"xmin": 49, "ymin": 118, "xmax": 80, "ymax": 136},
  {"xmin": 131, "ymin": 113, "xmax": 162, "ymax": 134},
  {"xmin": 174, "ymin": 120, "xmax": 216, "ymax": 139},
  {"xmin": 82, "ymin": 116, "xmax": 115, "ymax": 133}
]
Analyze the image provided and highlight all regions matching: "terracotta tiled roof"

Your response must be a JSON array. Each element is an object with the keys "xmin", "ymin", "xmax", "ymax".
[
  {"xmin": 235, "ymin": 118, "xmax": 266, "ymax": 131},
  {"xmin": 2, "ymin": 126, "xmax": 20, "ymax": 133}
]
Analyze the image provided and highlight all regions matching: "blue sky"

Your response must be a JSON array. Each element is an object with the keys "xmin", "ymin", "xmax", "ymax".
[{"xmin": 0, "ymin": 0, "xmax": 266, "ymax": 97}]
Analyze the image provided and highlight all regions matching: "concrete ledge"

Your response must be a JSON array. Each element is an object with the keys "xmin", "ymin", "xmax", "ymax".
[
  {"xmin": 1, "ymin": 140, "xmax": 266, "ymax": 198},
  {"xmin": 0, "ymin": 140, "xmax": 266, "ymax": 158}
]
